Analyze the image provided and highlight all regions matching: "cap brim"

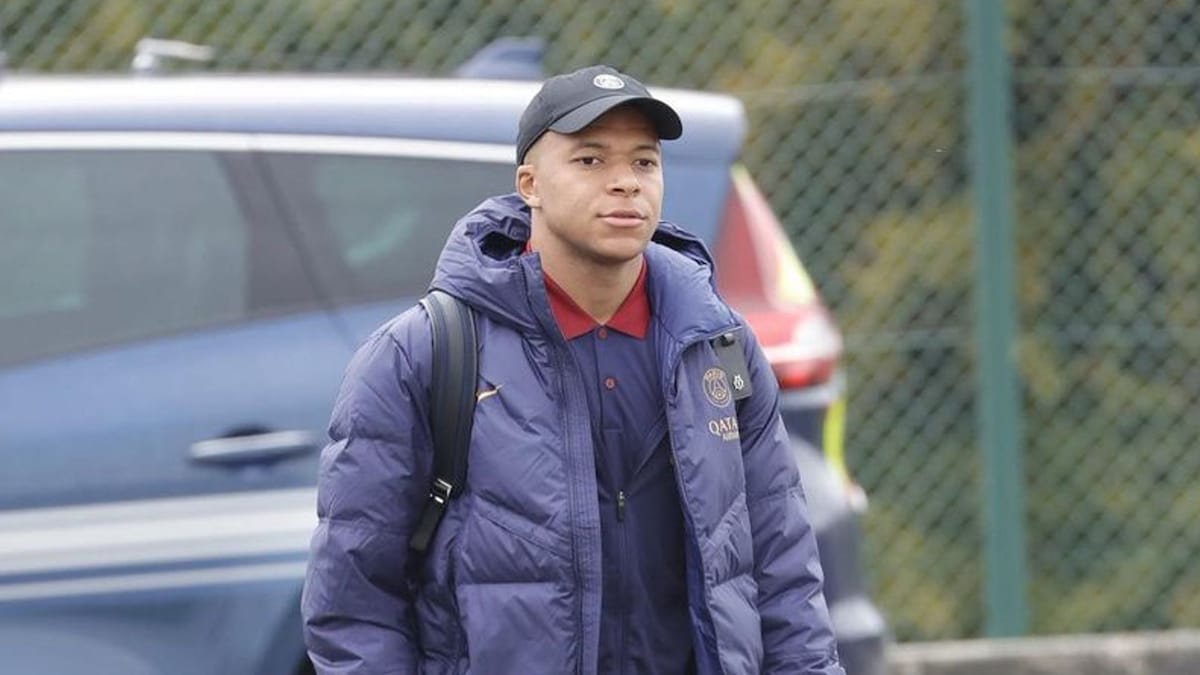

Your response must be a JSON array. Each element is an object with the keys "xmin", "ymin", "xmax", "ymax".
[{"xmin": 549, "ymin": 95, "xmax": 683, "ymax": 140}]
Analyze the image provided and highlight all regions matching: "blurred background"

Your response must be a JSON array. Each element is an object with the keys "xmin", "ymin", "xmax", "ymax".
[{"xmin": 4, "ymin": 0, "xmax": 1200, "ymax": 653}]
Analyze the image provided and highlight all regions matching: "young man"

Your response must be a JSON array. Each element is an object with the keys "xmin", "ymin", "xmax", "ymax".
[{"xmin": 302, "ymin": 65, "xmax": 845, "ymax": 675}]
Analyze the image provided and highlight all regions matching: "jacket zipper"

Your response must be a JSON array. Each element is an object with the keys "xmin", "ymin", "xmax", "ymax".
[
  {"xmin": 616, "ymin": 488, "xmax": 629, "ymax": 675},
  {"xmin": 662, "ymin": 326, "xmax": 739, "ymax": 673},
  {"xmin": 527, "ymin": 261, "xmax": 602, "ymax": 675},
  {"xmin": 554, "ymin": 343, "xmax": 603, "ymax": 675}
]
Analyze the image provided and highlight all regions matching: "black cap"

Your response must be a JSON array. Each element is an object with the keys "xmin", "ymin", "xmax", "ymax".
[{"xmin": 516, "ymin": 65, "xmax": 683, "ymax": 164}]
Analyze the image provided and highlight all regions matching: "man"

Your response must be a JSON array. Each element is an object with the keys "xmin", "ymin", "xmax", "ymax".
[{"xmin": 302, "ymin": 65, "xmax": 844, "ymax": 675}]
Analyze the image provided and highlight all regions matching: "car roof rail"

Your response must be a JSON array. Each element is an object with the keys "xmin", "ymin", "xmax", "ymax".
[
  {"xmin": 132, "ymin": 37, "xmax": 215, "ymax": 75},
  {"xmin": 453, "ymin": 37, "xmax": 545, "ymax": 81}
]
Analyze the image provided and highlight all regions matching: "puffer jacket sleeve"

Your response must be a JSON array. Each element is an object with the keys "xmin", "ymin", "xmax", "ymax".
[
  {"xmin": 736, "ymin": 324, "xmax": 846, "ymax": 675},
  {"xmin": 302, "ymin": 308, "xmax": 435, "ymax": 675}
]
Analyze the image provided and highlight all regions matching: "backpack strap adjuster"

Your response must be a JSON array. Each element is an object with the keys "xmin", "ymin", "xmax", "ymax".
[{"xmin": 429, "ymin": 478, "xmax": 453, "ymax": 505}]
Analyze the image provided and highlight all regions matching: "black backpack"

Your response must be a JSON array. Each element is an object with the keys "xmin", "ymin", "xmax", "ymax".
[{"xmin": 406, "ymin": 289, "xmax": 753, "ymax": 554}]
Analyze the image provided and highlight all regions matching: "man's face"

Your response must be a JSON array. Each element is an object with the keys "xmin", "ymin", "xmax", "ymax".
[{"xmin": 517, "ymin": 104, "xmax": 664, "ymax": 267}]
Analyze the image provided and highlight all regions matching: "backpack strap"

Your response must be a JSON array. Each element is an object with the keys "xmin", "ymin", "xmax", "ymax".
[{"xmin": 409, "ymin": 290, "xmax": 478, "ymax": 555}]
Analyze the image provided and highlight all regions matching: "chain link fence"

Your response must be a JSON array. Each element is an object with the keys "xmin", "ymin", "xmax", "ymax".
[
  {"xmin": 4, "ymin": 0, "xmax": 1199, "ymax": 643},
  {"xmin": 1012, "ymin": 1, "xmax": 1200, "ymax": 636}
]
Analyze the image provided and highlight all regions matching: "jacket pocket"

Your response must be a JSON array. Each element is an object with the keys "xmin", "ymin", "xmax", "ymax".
[
  {"xmin": 472, "ymin": 494, "xmax": 571, "ymax": 561},
  {"xmin": 455, "ymin": 494, "xmax": 572, "ymax": 586},
  {"xmin": 703, "ymin": 492, "xmax": 755, "ymax": 586}
]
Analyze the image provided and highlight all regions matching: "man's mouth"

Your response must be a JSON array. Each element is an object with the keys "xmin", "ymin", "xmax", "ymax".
[{"xmin": 600, "ymin": 209, "xmax": 646, "ymax": 227}]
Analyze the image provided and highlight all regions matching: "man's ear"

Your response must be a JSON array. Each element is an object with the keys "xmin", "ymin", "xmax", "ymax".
[{"xmin": 515, "ymin": 164, "xmax": 540, "ymax": 208}]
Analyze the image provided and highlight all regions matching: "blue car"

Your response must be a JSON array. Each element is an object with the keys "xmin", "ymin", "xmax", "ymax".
[{"xmin": 0, "ymin": 68, "xmax": 886, "ymax": 674}]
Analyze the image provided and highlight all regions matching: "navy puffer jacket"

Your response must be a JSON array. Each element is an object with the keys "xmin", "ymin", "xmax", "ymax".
[{"xmin": 302, "ymin": 194, "xmax": 844, "ymax": 675}]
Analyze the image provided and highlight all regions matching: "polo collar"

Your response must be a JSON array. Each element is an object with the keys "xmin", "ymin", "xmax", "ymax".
[{"xmin": 540, "ymin": 258, "xmax": 650, "ymax": 341}]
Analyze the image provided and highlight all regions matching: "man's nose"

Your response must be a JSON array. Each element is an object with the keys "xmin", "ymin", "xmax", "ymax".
[{"xmin": 608, "ymin": 165, "xmax": 640, "ymax": 194}]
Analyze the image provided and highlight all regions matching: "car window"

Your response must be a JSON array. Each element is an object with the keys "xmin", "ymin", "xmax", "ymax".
[
  {"xmin": 0, "ymin": 150, "xmax": 272, "ymax": 366},
  {"xmin": 263, "ymin": 153, "xmax": 513, "ymax": 303}
]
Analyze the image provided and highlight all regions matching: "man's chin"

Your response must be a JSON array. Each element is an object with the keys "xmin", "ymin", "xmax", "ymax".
[{"xmin": 591, "ymin": 240, "xmax": 650, "ymax": 267}]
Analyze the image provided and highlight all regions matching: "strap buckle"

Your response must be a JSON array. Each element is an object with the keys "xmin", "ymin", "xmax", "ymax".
[
  {"xmin": 430, "ymin": 478, "xmax": 454, "ymax": 504},
  {"xmin": 411, "ymin": 477, "xmax": 456, "ymax": 555}
]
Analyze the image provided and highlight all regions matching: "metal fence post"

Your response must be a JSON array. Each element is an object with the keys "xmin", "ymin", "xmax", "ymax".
[{"xmin": 964, "ymin": 0, "xmax": 1029, "ymax": 636}]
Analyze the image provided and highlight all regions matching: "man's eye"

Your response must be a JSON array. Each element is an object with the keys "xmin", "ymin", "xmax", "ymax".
[
  {"xmin": 636, "ymin": 158, "xmax": 659, "ymax": 168},
  {"xmin": 575, "ymin": 156, "xmax": 600, "ymax": 166}
]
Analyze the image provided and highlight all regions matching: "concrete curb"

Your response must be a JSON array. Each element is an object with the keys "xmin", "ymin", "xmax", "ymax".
[{"xmin": 888, "ymin": 630, "xmax": 1200, "ymax": 675}]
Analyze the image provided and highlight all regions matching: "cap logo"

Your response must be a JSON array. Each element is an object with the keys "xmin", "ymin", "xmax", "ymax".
[{"xmin": 593, "ymin": 74, "xmax": 625, "ymax": 90}]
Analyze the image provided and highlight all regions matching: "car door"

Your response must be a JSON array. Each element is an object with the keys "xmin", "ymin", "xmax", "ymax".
[{"xmin": 0, "ymin": 135, "xmax": 346, "ymax": 675}]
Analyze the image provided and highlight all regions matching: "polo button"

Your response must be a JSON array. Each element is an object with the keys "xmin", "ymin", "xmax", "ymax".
[
  {"xmin": 604, "ymin": 377, "xmax": 617, "ymax": 390},
  {"xmin": 598, "ymin": 327, "xmax": 609, "ymax": 339}
]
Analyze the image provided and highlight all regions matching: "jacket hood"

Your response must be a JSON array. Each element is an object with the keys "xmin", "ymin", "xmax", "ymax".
[{"xmin": 431, "ymin": 193, "xmax": 738, "ymax": 343}]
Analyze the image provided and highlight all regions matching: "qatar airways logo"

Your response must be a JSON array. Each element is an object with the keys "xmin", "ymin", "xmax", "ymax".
[{"xmin": 708, "ymin": 415, "xmax": 740, "ymax": 442}]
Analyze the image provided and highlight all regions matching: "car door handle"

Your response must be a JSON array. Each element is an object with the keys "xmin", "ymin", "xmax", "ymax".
[{"xmin": 189, "ymin": 430, "xmax": 319, "ymax": 465}]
